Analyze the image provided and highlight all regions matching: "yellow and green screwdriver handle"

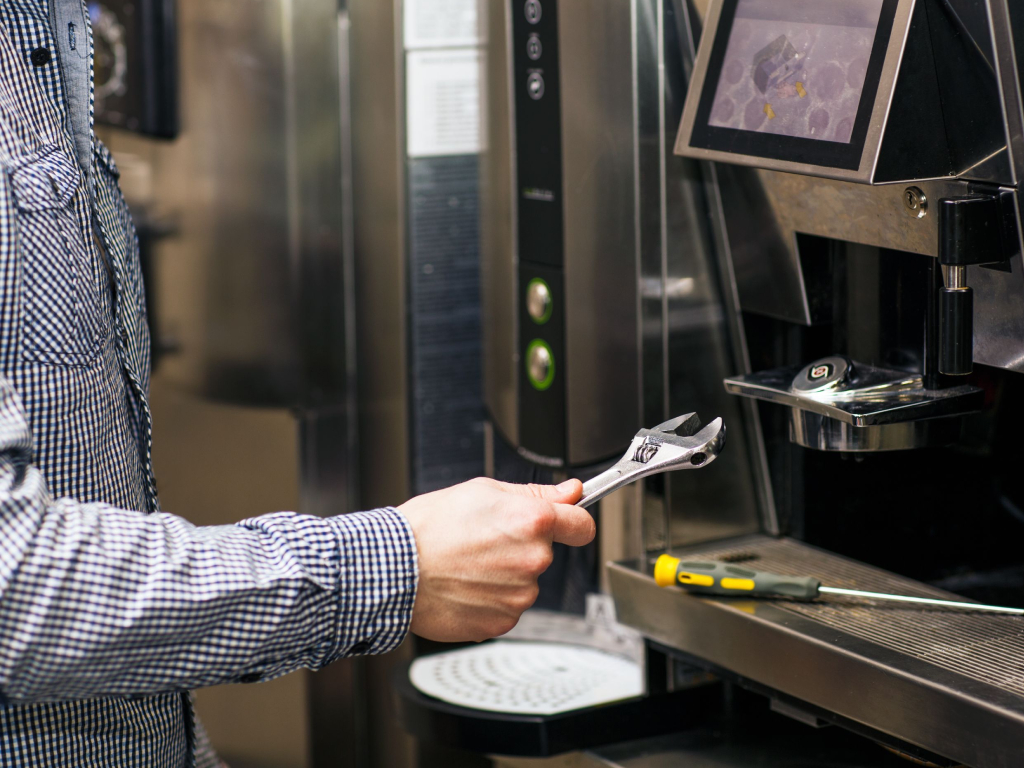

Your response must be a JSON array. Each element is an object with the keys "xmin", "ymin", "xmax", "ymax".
[{"xmin": 654, "ymin": 554, "xmax": 822, "ymax": 600}]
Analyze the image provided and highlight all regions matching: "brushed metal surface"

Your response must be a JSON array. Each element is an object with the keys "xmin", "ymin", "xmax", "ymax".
[
  {"xmin": 481, "ymin": 0, "xmax": 519, "ymax": 446},
  {"xmin": 989, "ymin": 0, "xmax": 1024, "ymax": 188},
  {"xmin": 720, "ymin": 176, "xmax": 971, "ymax": 329},
  {"xmin": 612, "ymin": 0, "xmax": 768, "ymax": 546},
  {"xmin": 608, "ymin": 536, "xmax": 1024, "ymax": 768},
  {"xmin": 104, "ymin": 0, "xmax": 350, "ymax": 407},
  {"xmin": 711, "ymin": 167, "xmax": 1024, "ymax": 374},
  {"xmin": 668, "ymin": 3, "xmax": 777, "ymax": 538},
  {"xmin": 972, "ymin": 252, "xmax": 1024, "ymax": 372},
  {"xmin": 755, "ymin": 173, "xmax": 972, "ymax": 259},
  {"xmin": 982, "ymin": 1, "xmax": 1024, "ymax": 374},
  {"xmin": 482, "ymin": 0, "xmax": 644, "ymax": 465},
  {"xmin": 560, "ymin": 0, "xmax": 642, "ymax": 465},
  {"xmin": 718, "ymin": 172, "xmax": 974, "ymax": 329},
  {"xmin": 787, "ymin": 410, "xmax": 964, "ymax": 451},
  {"xmin": 348, "ymin": 2, "xmax": 416, "ymax": 768},
  {"xmin": 349, "ymin": 0, "xmax": 410, "ymax": 510}
]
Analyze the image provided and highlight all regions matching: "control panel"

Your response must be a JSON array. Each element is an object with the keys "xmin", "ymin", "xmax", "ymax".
[{"xmin": 511, "ymin": 0, "xmax": 566, "ymax": 462}]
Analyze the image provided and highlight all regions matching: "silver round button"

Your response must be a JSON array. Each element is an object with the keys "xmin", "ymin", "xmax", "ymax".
[
  {"xmin": 525, "ymin": 0, "xmax": 542, "ymax": 24},
  {"xmin": 790, "ymin": 355, "xmax": 851, "ymax": 394},
  {"xmin": 527, "ymin": 34, "xmax": 542, "ymax": 61},
  {"xmin": 526, "ymin": 279, "xmax": 552, "ymax": 323},
  {"xmin": 527, "ymin": 72, "xmax": 545, "ymax": 100},
  {"xmin": 527, "ymin": 342, "xmax": 553, "ymax": 389}
]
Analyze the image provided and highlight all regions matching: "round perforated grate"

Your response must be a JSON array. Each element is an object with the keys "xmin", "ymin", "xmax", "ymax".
[{"xmin": 409, "ymin": 640, "xmax": 643, "ymax": 715}]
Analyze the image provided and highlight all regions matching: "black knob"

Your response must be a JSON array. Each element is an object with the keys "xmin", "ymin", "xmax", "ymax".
[
  {"xmin": 939, "ymin": 286, "xmax": 973, "ymax": 376},
  {"xmin": 938, "ymin": 196, "xmax": 1003, "ymax": 266},
  {"xmin": 935, "ymin": 196, "xmax": 1004, "ymax": 379}
]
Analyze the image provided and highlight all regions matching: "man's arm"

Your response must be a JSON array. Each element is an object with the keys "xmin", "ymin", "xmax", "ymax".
[
  {"xmin": 0, "ymin": 373, "xmax": 415, "ymax": 703},
  {"xmin": 0, "ymin": 375, "xmax": 593, "ymax": 703}
]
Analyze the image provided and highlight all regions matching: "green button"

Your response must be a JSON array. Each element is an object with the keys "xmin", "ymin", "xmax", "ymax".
[{"xmin": 525, "ymin": 339, "xmax": 555, "ymax": 391}]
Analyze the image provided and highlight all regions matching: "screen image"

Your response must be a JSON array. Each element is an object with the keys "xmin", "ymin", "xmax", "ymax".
[{"xmin": 707, "ymin": 0, "xmax": 884, "ymax": 144}]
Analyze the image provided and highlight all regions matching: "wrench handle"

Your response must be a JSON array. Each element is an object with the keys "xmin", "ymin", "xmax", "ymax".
[{"xmin": 578, "ymin": 465, "xmax": 633, "ymax": 509}]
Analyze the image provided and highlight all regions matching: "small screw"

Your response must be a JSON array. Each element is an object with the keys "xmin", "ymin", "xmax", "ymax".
[
  {"xmin": 690, "ymin": 452, "xmax": 708, "ymax": 466},
  {"xmin": 903, "ymin": 186, "xmax": 927, "ymax": 218}
]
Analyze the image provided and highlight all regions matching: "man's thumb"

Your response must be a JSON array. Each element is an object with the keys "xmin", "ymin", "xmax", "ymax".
[
  {"xmin": 497, "ymin": 478, "xmax": 583, "ymax": 503},
  {"xmin": 543, "ymin": 478, "xmax": 583, "ymax": 504}
]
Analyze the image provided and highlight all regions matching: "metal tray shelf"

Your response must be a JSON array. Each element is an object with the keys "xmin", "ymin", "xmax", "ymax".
[{"xmin": 608, "ymin": 535, "xmax": 1024, "ymax": 768}]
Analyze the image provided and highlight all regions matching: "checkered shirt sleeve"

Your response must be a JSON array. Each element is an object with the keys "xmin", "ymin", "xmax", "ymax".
[{"xmin": 0, "ymin": 377, "xmax": 418, "ymax": 703}]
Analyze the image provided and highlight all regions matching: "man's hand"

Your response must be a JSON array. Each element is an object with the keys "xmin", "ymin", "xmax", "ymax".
[{"xmin": 398, "ymin": 477, "xmax": 594, "ymax": 643}]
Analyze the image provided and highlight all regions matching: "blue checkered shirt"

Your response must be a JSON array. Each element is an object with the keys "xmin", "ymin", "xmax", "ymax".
[{"xmin": 0, "ymin": 1, "xmax": 419, "ymax": 765}]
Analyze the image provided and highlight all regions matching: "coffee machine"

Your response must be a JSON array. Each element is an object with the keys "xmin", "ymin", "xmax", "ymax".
[
  {"xmin": 478, "ymin": 0, "xmax": 766, "ymax": 596},
  {"xmin": 400, "ymin": 0, "xmax": 1024, "ymax": 766},
  {"xmin": 606, "ymin": 1, "xmax": 1024, "ymax": 767}
]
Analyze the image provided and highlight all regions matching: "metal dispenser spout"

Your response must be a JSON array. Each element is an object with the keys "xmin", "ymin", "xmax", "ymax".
[{"xmin": 724, "ymin": 356, "xmax": 983, "ymax": 452}]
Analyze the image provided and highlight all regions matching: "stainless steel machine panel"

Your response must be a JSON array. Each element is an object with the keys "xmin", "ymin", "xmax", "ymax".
[
  {"xmin": 481, "ymin": 0, "xmax": 519, "ymax": 450},
  {"xmin": 105, "ymin": 0, "xmax": 351, "ymax": 408},
  {"xmin": 609, "ymin": 537, "xmax": 1024, "ymax": 768},
  {"xmin": 482, "ymin": 0, "xmax": 640, "ymax": 467},
  {"xmin": 560, "ymin": 0, "xmax": 640, "ymax": 467},
  {"xmin": 604, "ymin": 1, "xmax": 1024, "ymax": 766}
]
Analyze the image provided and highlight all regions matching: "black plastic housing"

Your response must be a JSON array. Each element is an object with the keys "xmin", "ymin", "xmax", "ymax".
[
  {"xmin": 939, "ymin": 287, "xmax": 974, "ymax": 376},
  {"xmin": 938, "ymin": 196, "xmax": 1004, "ymax": 267},
  {"xmin": 936, "ymin": 195, "xmax": 1007, "ymax": 376},
  {"xmin": 394, "ymin": 660, "xmax": 722, "ymax": 757}
]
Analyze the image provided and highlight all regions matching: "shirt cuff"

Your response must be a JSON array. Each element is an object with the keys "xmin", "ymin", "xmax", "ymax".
[{"xmin": 327, "ymin": 507, "xmax": 418, "ymax": 658}]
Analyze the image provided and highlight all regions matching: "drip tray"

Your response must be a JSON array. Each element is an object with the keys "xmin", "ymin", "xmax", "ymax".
[
  {"xmin": 408, "ymin": 641, "xmax": 644, "ymax": 715},
  {"xmin": 395, "ymin": 642, "xmax": 720, "ymax": 757},
  {"xmin": 608, "ymin": 535, "xmax": 1024, "ymax": 768}
]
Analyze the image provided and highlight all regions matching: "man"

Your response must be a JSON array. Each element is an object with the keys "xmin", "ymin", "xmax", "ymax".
[{"xmin": 0, "ymin": 1, "xmax": 596, "ymax": 765}]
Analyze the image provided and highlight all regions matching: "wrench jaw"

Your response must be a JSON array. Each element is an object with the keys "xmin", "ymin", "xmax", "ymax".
[
  {"xmin": 577, "ymin": 414, "xmax": 726, "ymax": 509},
  {"xmin": 640, "ymin": 417, "xmax": 726, "ymax": 479},
  {"xmin": 652, "ymin": 412, "xmax": 702, "ymax": 438},
  {"xmin": 691, "ymin": 418, "xmax": 727, "ymax": 466}
]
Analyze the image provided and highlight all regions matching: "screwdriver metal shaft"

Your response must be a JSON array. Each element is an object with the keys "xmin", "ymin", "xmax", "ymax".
[
  {"xmin": 818, "ymin": 586, "xmax": 1024, "ymax": 615},
  {"xmin": 654, "ymin": 555, "xmax": 1024, "ymax": 615}
]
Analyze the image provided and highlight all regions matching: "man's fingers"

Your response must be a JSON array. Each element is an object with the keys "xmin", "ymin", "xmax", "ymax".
[
  {"xmin": 481, "ymin": 477, "xmax": 584, "ymax": 505},
  {"xmin": 550, "ymin": 503, "xmax": 596, "ymax": 546}
]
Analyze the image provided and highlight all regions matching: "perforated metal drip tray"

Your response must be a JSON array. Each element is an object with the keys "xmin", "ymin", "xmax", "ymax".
[{"xmin": 608, "ymin": 535, "xmax": 1024, "ymax": 768}]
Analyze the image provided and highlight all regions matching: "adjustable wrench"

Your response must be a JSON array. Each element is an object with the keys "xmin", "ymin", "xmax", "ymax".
[{"xmin": 578, "ymin": 413, "xmax": 726, "ymax": 509}]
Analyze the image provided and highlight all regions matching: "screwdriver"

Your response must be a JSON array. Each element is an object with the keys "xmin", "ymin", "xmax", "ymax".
[{"xmin": 653, "ymin": 555, "xmax": 1024, "ymax": 615}]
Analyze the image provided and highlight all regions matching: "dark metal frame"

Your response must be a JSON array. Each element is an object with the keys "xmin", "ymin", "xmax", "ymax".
[{"xmin": 689, "ymin": 0, "xmax": 899, "ymax": 170}]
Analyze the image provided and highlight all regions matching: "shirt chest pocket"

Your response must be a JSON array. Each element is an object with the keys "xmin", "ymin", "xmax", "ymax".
[{"xmin": 9, "ymin": 145, "xmax": 106, "ymax": 368}]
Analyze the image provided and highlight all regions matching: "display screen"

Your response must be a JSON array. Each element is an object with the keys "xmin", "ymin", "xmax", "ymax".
[
  {"xmin": 689, "ymin": 0, "xmax": 897, "ymax": 170},
  {"xmin": 709, "ymin": 0, "xmax": 882, "ymax": 143}
]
